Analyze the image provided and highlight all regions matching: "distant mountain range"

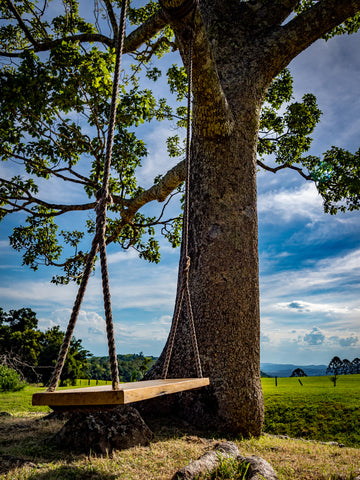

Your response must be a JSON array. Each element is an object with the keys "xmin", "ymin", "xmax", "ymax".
[{"xmin": 260, "ymin": 363, "xmax": 327, "ymax": 377}]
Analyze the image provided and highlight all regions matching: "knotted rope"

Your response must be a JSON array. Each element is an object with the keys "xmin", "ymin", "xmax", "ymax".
[
  {"xmin": 162, "ymin": 31, "xmax": 203, "ymax": 379},
  {"xmin": 47, "ymin": 0, "xmax": 128, "ymax": 392}
]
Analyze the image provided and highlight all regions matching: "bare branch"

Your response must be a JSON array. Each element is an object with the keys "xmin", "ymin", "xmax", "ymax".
[
  {"xmin": 4, "ymin": 0, "xmax": 39, "ymax": 47},
  {"xmin": 257, "ymin": 159, "xmax": 312, "ymax": 181},
  {"xmin": 102, "ymin": 0, "xmax": 118, "ymax": 35},
  {"xmin": 0, "ymin": 32, "xmax": 114, "ymax": 58},
  {"xmin": 107, "ymin": 159, "xmax": 185, "ymax": 243},
  {"xmin": 24, "ymin": 0, "xmax": 50, "ymax": 40}
]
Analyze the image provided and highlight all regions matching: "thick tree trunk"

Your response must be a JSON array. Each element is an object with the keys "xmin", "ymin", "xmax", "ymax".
[
  {"xmin": 147, "ymin": 95, "xmax": 264, "ymax": 436},
  {"xmin": 144, "ymin": 0, "xmax": 270, "ymax": 436}
]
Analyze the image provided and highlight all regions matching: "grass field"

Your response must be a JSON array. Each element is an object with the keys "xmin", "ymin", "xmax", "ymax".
[
  {"xmin": 0, "ymin": 375, "xmax": 360, "ymax": 479},
  {"xmin": 262, "ymin": 374, "xmax": 360, "ymax": 447}
]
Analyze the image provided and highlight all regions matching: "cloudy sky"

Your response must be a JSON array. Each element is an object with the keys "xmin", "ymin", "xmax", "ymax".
[{"xmin": 0, "ymin": 7, "xmax": 359, "ymax": 366}]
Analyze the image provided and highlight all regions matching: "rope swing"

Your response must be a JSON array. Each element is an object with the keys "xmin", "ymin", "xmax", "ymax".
[
  {"xmin": 32, "ymin": 0, "xmax": 208, "ymax": 410},
  {"xmin": 162, "ymin": 29, "xmax": 203, "ymax": 380},
  {"xmin": 47, "ymin": 0, "xmax": 129, "ymax": 393}
]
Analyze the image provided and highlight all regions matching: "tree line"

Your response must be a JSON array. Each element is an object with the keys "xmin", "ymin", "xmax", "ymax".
[
  {"xmin": 0, "ymin": 307, "xmax": 155, "ymax": 386},
  {"xmin": 327, "ymin": 356, "xmax": 360, "ymax": 376}
]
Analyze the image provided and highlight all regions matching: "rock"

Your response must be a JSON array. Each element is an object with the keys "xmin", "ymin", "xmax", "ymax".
[
  {"xmin": 52, "ymin": 405, "xmax": 154, "ymax": 454},
  {"xmin": 172, "ymin": 441, "xmax": 278, "ymax": 480},
  {"xmin": 237, "ymin": 454, "xmax": 278, "ymax": 480},
  {"xmin": 0, "ymin": 412, "xmax": 11, "ymax": 417}
]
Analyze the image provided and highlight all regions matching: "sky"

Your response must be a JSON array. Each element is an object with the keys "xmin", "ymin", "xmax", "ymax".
[{"xmin": 0, "ymin": 5, "xmax": 360, "ymax": 366}]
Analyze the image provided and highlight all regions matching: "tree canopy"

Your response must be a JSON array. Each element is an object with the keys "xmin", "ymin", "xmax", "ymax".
[{"xmin": 1, "ymin": 0, "xmax": 360, "ymax": 284}]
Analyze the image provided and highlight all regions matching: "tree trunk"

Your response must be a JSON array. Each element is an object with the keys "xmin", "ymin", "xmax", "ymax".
[
  {"xmin": 144, "ymin": 0, "xmax": 270, "ymax": 436},
  {"xmin": 147, "ymin": 94, "xmax": 265, "ymax": 436}
]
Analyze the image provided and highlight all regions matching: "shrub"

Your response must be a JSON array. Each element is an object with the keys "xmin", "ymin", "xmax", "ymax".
[{"xmin": 0, "ymin": 364, "xmax": 27, "ymax": 392}]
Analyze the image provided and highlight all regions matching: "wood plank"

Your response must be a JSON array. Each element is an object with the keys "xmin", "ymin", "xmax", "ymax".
[{"xmin": 32, "ymin": 378, "xmax": 210, "ymax": 407}]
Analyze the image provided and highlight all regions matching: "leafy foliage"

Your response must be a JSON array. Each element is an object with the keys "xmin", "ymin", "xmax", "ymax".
[
  {"xmin": 0, "ymin": 1, "xmax": 359, "ymax": 284},
  {"xmin": 89, "ymin": 353, "xmax": 156, "ymax": 382},
  {"xmin": 0, "ymin": 307, "xmax": 90, "ymax": 385},
  {"xmin": 0, "ymin": 1, "xmax": 184, "ymax": 283},
  {"xmin": 0, "ymin": 364, "xmax": 26, "ymax": 392}
]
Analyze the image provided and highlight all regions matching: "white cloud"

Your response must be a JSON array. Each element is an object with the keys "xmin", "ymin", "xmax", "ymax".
[
  {"xmin": 261, "ymin": 325, "xmax": 360, "ymax": 364},
  {"xmin": 107, "ymin": 249, "xmax": 139, "ymax": 264},
  {"xmin": 276, "ymin": 300, "xmax": 355, "ymax": 316},
  {"xmin": 261, "ymin": 248, "xmax": 360, "ymax": 301},
  {"xmin": 258, "ymin": 183, "xmax": 323, "ymax": 222},
  {"xmin": 38, "ymin": 308, "xmax": 172, "ymax": 356}
]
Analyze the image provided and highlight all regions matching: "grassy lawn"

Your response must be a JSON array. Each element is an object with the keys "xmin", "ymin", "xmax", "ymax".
[
  {"xmin": 262, "ymin": 374, "xmax": 360, "ymax": 447},
  {"xmin": 0, "ymin": 375, "xmax": 360, "ymax": 479},
  {"xmin": 0, "ymin": 380, "xmax": 111, "ymax": 415}
]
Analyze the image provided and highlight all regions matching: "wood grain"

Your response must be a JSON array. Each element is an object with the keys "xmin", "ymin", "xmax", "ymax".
[{"xmin": 32, "ymin": 378, "xmax": 210, "ymax": 407}]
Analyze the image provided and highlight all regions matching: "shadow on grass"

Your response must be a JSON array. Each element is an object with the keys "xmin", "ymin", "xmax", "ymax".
[
  {"xmin": 0, "ymin": 411, "xmax": 225, "ymax": 476},
  {"xmin": 27, "ymin": 465, "xmax": 118, "ymax": 480}
]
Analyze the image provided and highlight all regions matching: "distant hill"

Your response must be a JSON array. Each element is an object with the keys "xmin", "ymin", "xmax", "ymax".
[{"xmin": 260, "ymin": 363, "xmax": 327, "ymax": 377}]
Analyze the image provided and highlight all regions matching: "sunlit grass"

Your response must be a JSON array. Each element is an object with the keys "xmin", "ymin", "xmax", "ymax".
[
  {"xmin": 1, "ymin": 375, "xmax": 360, "ymax": 479},
  {"xmin": 262, "ymin": 374, "xmax": 360, "ymax": 446}
]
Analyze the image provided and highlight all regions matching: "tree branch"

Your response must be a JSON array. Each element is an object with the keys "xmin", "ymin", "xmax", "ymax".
[
  {"xmin": 257, "ymin": 159, "xmax": 312, "ymax": 181},
  {"xmin": 0, "ymin": 9, "xmax": 168, "ymax": 58},
  {"xmin": 108, "ymin": 159, "xmax": 185, "ymax": 243},
  {"xmin": 270, "ymin": 0, "xmax": 360, "ymax": 71},
  {"xmin": 102, "ymin": 0, "xmax": 118, "ymax": 35},
  {"xmin": 159, "ymin": 0, "xmax": 234, "ymax": 138},
  {"xmin": 5, "ymin": 0, "xmax": 39, "ymax": 47},
  {"xmin": 0, "ymin": 33, "xmax": 114, "ymax": 58},
  {"xmin": 123, "ymin": 9, "xmax": 168, "ymax": 53}
]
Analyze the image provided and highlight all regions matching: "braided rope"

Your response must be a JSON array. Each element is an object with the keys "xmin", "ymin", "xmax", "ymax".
[
  {"xmin": 47, "ymin": 0, "xmax": 128, "ymax": 392},
  {"xmin": 162, "ymin": 34, "xmax": 203, "ymax": 379}
]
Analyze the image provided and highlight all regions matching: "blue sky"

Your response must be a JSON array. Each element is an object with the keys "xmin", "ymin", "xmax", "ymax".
[{"xmin": 0, "ymin": 11, "xmax": 359, "ymax": 366}]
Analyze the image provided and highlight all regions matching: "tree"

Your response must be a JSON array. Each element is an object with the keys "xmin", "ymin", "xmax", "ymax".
[
  {"xmin": 1, "ymin": 1, "xmax": 360, "ymax": 435},
  {"xmin": 290, "ymin": 368, "xmax": 307, "ymax": 377},
  {"xmin": 0, "ymin": 307, "xmax": 43, "ymax": 380},
  {"xmin": 0, "ymin": 307, "xmax": 90, "ymax": 384},
  {"xmin": 38, "ymin": 326, "xmax": 91, "ymax": 386},
  {"xmin": 327, "ymin": 356, "xmax": 343, "ymax": 387},
  {"xmin": 341, "ymin": 358, "xmax": 352, "ymax": 375},
  {"xmin": 351, "ymin": 357, "xmax": 360, "ymax": 374}
]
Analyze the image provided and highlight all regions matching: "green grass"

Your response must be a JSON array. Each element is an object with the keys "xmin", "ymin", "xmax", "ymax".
[
  {"xmin": 0, "ymin": 379, "xmax": 111, "ymax": 415},
  {"xmin": 262, "ymin": 374, "xmax": 360, "ymax": 447},
  {"xmin": 1, "ymin": 376, "xmax": 360, "ymax": 479},
  {"xmin": 1, "ymin": 375, "xmax": 360, "ymax": 447}
]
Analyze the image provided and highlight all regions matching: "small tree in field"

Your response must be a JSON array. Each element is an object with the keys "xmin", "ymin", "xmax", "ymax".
[
  {"xmin": 290, "ymin": 368, "xmax": 307, "ymax": 378},
  {"xmin": 327, "ymin": 356, "xmax": 343, "ymax": 387}
]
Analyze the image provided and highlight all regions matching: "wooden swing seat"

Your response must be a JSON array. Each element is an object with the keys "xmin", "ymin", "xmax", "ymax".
[{"xmin": 32, "ymin": 378, "xmax": 209, "ymax": 409}]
